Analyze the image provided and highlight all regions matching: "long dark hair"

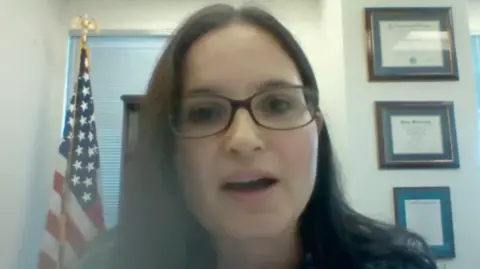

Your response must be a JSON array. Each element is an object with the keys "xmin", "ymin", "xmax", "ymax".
[{"xmin": 114, "ymin": 4, "xmax": 436, "ymax": 269}]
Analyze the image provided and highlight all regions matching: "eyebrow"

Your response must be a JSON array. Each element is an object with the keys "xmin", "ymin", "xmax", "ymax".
[
  {"xmin": 184, "ymin": 87, "xmax": 220, "ymax": 96},
  {"xmin": 258, "ymin": 79, "xmax": 301, "ymax": 89},
  {"xmin": 183, "ymin": 79, "xmax": 302, "ymax": 97}
]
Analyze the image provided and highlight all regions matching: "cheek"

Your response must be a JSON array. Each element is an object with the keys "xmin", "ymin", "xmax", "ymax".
[
  {"xmin": 176, "ymin": 140, "xmax": 218, "ymax": 183},
  {"xmin": 175, "ymin": 141, "xmax": 219, "ymax": 215},
  {"xmin": 273, "ymin": 125, "xmax": 319, "ymax": 211},
  {"xmin": 277, "ymin": 126, "xmax": 319, "ymax": 181}
]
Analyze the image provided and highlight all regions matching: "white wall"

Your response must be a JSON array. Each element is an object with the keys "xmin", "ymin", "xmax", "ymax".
[
  {"xmin": 3, "ymin": 0, "xmax": 479, "ymax": 268},
  {"xmin": 468, "ymin": 1, "xmax": 480, "ymax": 32},
  {"xmin": 0, "ymin": 0, "xmax": 67, "ymax": 268}
]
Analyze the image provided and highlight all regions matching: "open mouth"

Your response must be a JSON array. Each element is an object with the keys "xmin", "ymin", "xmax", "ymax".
[{"xmin": 222, "ymin": 178, "xmax": 279, "ymax": 192}]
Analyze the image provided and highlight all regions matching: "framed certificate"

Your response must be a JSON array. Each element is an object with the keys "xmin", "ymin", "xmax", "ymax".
[
  {"xmin": 374, "ymin": 101, "xmax": 459, "ymax": 169},
  {"xmin": 393, "ymin": 187, "xmax": 455, "ymax": 259},
  {"xmin": 365, "ymin": 7, "xmax": 458, "ymax": 81}
]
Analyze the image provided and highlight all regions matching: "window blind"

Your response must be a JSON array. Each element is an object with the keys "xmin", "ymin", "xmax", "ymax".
[{"xmin": 65, "ymin": 35, "xmax": 168, "ymax": 228}]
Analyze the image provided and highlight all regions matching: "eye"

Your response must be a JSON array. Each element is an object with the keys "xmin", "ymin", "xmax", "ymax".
[
  {"xmin": 183, "ymin": 102, "xmax": 228, "ymax": 124},
  {"xmin": 256, "ymin": 92, "xmax": 300, "ymax": 116},
  {"xmin": 263, "ymin": 97, "xmax": 292, "ymax": 114}
]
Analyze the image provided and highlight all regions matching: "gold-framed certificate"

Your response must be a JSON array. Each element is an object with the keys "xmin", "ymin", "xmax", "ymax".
[
  {"xmin": 365, "ymin": 7, "xmax": 458, "ymax": 81},
  {"xmin": 374, "ymin": 101, "xmax": 459, "ymax": 169}
]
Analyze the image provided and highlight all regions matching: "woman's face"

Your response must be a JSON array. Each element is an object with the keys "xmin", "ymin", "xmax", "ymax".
[{"xmin": 175, "ymin": 23, "xmax": 319, "ymax": 241}]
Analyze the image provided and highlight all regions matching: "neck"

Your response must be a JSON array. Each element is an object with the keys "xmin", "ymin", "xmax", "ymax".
[{"xmin": 215, "ymin": 229, "xmax": 300, "ymax": 269}]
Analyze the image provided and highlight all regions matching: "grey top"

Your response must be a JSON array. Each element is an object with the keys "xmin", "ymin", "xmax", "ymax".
[{"xmin": 77, "ymin": 228, "xmax": 435, "ymax": 269}]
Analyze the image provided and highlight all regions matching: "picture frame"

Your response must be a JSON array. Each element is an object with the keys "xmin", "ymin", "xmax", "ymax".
[
  {"xmin": 365, "ymin": 7, "xmax": 458, "ymax": 81},
  {"xmin": 374, "ymin": 101, "xmax": 459, "ymax": 169},
  {"xmin": 393, "ymin": 187, "xmax": 455, "ymax": 259}
]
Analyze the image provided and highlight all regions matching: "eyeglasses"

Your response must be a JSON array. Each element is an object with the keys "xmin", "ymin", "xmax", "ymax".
[{"xmin": 170, "ymin": 86, "xmax": 318, "ymax": 139}]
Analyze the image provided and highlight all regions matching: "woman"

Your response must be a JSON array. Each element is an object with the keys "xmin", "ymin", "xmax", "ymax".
[{"xmin": 83, "ymin": 4, "xmax": 436, "ymax": 269}]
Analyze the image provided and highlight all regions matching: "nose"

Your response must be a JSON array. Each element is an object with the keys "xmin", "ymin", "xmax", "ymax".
[{"xmin": 223, "ymin": 109, "xmax": 265, "ymax": 157}]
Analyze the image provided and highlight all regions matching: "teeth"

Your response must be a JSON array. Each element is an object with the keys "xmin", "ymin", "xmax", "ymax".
[
  {"xmin": 223, "ymin": 178, "xmax": 277, "ymax": 191},
  {"xmin": 230, "ymin": 178, "xmax": 262, "ymax": 183}
]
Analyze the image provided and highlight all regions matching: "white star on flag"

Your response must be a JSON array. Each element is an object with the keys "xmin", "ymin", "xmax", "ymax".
[{"xmin": 37, "ymin": 40, "xmax": 105, "ymax": 269}]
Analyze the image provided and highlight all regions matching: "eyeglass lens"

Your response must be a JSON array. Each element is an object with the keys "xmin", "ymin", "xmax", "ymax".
[{"xmin": 172, "ymin": 87, "xmax": 315, "ymax": 138}]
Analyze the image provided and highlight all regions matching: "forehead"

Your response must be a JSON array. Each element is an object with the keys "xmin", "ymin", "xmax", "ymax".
[{"xmin": 182, "ymin": 23, "xmax": 302, "ymax": 97}]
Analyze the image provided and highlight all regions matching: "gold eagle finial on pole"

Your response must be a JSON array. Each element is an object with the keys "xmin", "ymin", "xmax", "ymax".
[{"xmin": 71, "ymin": 14, "xmax": 99, "ymax": 44}]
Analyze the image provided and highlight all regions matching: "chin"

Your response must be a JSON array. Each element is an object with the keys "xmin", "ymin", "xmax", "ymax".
[{"xmin": 223, "ymin": 215, "xmax": 294, "ymax": 240}]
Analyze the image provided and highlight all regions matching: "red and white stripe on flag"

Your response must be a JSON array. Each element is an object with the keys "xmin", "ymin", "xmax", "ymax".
[{"xmin": 37, "ymin": 44, "xmax": 106, "ymax": 269}]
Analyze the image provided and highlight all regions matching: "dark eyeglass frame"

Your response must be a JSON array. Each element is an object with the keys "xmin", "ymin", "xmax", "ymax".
[{"xmin": 169, "ymin": 86, "xmax": 320, "ymax": 139}]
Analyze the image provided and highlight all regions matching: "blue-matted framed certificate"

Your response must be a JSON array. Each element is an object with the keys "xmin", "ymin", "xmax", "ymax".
[
  {"xmin": 393, "ymin": 187, "xmax": 455, "ymax": 259},
  {"xmin": 365, "ymin": 7, "xmax": 458, "ymax": 81},
  {"xmin": 374, "ymin": 101, "xmax": 459, "ymax": 169}
]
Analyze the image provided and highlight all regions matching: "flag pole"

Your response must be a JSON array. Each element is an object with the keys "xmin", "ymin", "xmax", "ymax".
[{"xmin": 58, "ymin": 14, "xmax": 99, "ymax": 269}]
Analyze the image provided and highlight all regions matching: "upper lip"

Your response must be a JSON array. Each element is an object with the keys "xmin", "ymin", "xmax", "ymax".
[{"xmin": 222, "ymin": 170, "xmax": 278, "ymax": 184}]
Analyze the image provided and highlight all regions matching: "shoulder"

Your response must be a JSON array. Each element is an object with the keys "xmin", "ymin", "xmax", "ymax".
[
  {"xmin": 363, "ymin": 232, "xmax": 436, "ymax": 269},
  {"xmin": 347, "ymin": 216, "xmax": 437, "ymax": 269},
  {"xmin": 359, "ymin": 239, "xmax": 436, "ymax": 269},
  {"xmin": 365, "ymin": 256, "xmax": 437, "ymax": 269},
  {"xmin": 77, "ymin": 228, "xmax": 117, "ymax": 269}
]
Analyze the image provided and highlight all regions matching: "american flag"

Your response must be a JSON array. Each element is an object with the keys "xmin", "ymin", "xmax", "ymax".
[{"xmin": 38, "ymin": 44, "xmax": 106, "ymax": 269}]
